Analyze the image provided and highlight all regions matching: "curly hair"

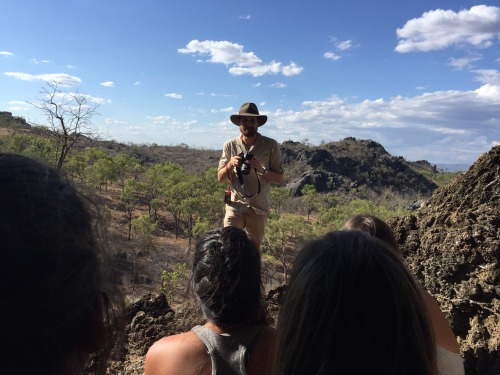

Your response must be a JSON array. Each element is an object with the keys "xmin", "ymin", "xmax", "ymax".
[{"xmin": 0, "ymin": 154, "xmax": 124, "ymax": 375}]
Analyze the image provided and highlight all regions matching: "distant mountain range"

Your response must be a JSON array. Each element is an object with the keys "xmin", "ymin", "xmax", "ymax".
[{"xmin": 435, "ymin": 163, "xmax": 471, "ymax": 172}]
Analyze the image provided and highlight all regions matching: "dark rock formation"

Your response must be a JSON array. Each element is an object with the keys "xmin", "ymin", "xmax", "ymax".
[
  {"xmin": 390, "ymin": 145, "xmax": 500, "ymax": 375},
  {"xmin": 283, "ymin": 137, "xmax": 438, "ymax": 196}
]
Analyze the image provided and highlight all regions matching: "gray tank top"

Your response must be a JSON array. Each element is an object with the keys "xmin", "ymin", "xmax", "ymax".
[{"xmin": 191, "ymin": 324, "xmax": 264, "ymax": 375}]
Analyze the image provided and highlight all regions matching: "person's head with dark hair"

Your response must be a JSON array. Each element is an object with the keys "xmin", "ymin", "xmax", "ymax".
[
  {"xmin": 192, "ymin": 226, "xmax": 266, "ymax": 328},
  {"xmin": 0, "ymin": 153, "xmax": 123, "ymax": 375},
  {"xmin": 342, "ymin": 215, "xmax": 465, "ymax": 373},
  {"xmin": 342, "ymin": 214, "xmax": 400, "ymax": 254},
  {"xmin": 275, "ymin": 230, "xmax": 437, "ymax": 375},
  {"xmin": 145, "ymin": 226, "xmax": 275, "ymax": 375}
]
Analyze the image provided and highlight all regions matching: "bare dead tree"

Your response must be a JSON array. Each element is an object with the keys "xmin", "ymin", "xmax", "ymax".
[{"xmin": 28, "ymin": 82, "xmax": 100, "ymax": 170}]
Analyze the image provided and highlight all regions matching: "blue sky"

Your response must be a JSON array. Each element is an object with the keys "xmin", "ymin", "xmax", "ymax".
[{"xmin": 1, "ymin": 0, "xmax": 499, "ymax": 166}]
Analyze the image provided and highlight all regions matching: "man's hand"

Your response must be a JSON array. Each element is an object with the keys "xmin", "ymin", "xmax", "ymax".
[
  {"xmin": 229, "ymin": 155, "xmax": 243, "ymax": 169},
  {"xmin": 246, "ymin": 156, "xmax": 265, "ymax": 174}
]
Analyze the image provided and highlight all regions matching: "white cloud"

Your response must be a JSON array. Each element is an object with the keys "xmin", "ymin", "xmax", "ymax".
[
  {"xmin": 448, "ymin": 53, "xmax": 482, "ymax": 69},
  {"xmin": 31, "ymin": 59, "xmax": 51, "ymax": 64},
  {"xmin": 178, "ymin": 39, "xmax": 303, "ymax": 77},
  {"xmin": 147, "ymin": 115, "xmax": 197, "ymax": 129},
  {"xmin": 209, "ymin": 92, "xmax": 234, "ymax": 97},
  {"xmin": 53, "ymin": 92, "xmax": 107, "ymax": 104},
  {"xmin": 210, "ymin": 107, "xmax": 234, "ymax": 114},
  {"xmin": 100, "ymin": 81, "xmax": 115, "ymax": 87},
  {"xmin": 67, "ymin": 65, "xmax": 76, "ymax": 69},
  {"xmin": 105, "ymin": 117, "xmax": 128, "ymax": 125},
  {"xmin": 134, "ymin": 81, "xmax": 141, "ymax": 86},
  {"xmin": 165, "ymin": 93, "xmax": 182, "ymax": 99},
  {"xmin": 239, "ymin": 15, "xmax": 251, "ymax": 20},
  {"xmin": 270, "ymin": 82, "xmax": 287, "ymax": 89},
  {"xmin": 8, "ymin": 101, "xmax": 30, "ymax": 111},
  {"xmin": 256, "ymin": 84, "xmax": 500, "ymax": 164},
  {"xmin": 473, "ymin": 69, "xmax": 500, "ymax": 85},
  {"xmin": 336, "ymin": 40, "xmax": 353, "ymax": 50},
  {"xmin": 395, "ymin": 5, "xmax": 500, "ymax": 53},
  {"xmin": 0, "ymin": 51, "xmax": 14, "ymax": 56},
  {"xmin": 324, "ymin": 51, "xmax": 341, "ymax": 61},
  {"xmin": 4, "ymin": 72, "xmax": 81, "ymax": 87}
]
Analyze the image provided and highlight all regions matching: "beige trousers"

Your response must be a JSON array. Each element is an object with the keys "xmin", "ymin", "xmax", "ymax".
[{"xmin": 223, "ymin": 208, "xmax": 268, "ymax": 248}]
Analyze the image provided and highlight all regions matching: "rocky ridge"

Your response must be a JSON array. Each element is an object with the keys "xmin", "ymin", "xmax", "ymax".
[
  {"xmin": 390, "ymin": 145, "xmax": 500, "ymax": 375},
  {"xmin": 283, "ymin": 137, "xmax": 438, "ymax": 196}
]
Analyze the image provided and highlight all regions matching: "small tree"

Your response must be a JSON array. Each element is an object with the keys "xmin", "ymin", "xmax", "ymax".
[
  {"xmin": 160, "ymin": 262, "xmax": 187, "ymax": 303},
  {"xmin": 301, "ymin": 184, "xmax": 318, "ymax": 221},
  {"xmin": 265, "ymin": 213, "xmax": 308, "ymax": 284},
  {"xmin": 28, "ymin": 82, "xmax": 100, "ymax": 170}
]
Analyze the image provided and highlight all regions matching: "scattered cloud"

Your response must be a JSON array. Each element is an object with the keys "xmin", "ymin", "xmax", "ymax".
[
  {"xmin": 0, "ymin": 51, "xmax": 14, "ymax": 56},
  {"xmin": 105, "ymin": 117, "xmax": 128, "ymax": 125},
  {"xmin": 31, "ymin": 59, "xmax": 52, "ymax": 64},
  {"xmin": 473, "ymin": 69, "xmax": 500, "ymax": 85},
  {"xmin": 134, "ymin": 81, "xmax": 141, "ymax": 86},
  {"xmin": 209, "ymin": 92, "xmax": 234, "ymax": 97},
  {"xmin": 396, "ymin": 5, "xmax": 500, "ymax": 53},
  {"xmin": 448, "ymin": 53, "xmax": 482, "ymax": 70},
  {"xmin": 260, "ymin": 85, "xmax": 500, "ymax": 164},
  {"xmin": 178, "ymin": 40, "xmax": 303, "ymax": 77},
  {"xmin": 165, "ymin": 93, "xmax": 182, "ymax": 99},
  {"xmin": 100, "ymin": 81, "xmax": 115, "ymax": 87},
  {"xmin": 239, "ymin": 15, "xmax": 251, "ymax": 20},
  {"xmin": 336, "ymin": 40, "xmax": 354, "ymax": 50},
  {"xmin": 147, "ymin": 115, "xmax": 197, "ymax": 128},
  {"xmin": 211, "ymin": 106, "xmax": 234, "ymax": 114},
  {"xmin": 270, "ymin": 82, "xmax": 287, "ymax": 88},
  {"xmin": 324, "ymin": 51, "xmax": 341, "ymax": 61},
  {"xmin": 67, "ymin": 65, "xmax": 76, "ymax": 69},
  {"xmin": 325, "ymin": 37, "xmax": 357, "ymax": 61},
  {"xmin": 54, "ymin": 92, "xmax": 107, "ymax": 104},
  {"xmin": 8, "ymin": 101, "xmax": 30, "ymax": 111},
  {"xmin": 4, "ymin": 72, "xmax": 81, "ymax": 86}
]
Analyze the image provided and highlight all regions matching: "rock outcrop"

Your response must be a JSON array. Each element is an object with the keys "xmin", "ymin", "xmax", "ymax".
[
  {"xmin": 390, "ymin": 145, "xmax": 500, "ymax": 375},
  {"xmin": 283, "ymin": 137, "xmax": 438, "ymax": 196}
]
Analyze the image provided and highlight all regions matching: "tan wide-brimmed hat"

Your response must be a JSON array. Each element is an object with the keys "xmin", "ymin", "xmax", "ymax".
[{"xmin": 230, "ymin": 102, "xmax": 267, "ymax": 126}]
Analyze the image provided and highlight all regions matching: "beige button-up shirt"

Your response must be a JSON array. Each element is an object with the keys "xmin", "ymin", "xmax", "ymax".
[{"xmin": 218, "ymin": 133, "xmax": 283, "ymax": 215}]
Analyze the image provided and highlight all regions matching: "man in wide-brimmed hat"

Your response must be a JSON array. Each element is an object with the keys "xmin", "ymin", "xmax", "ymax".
[{"xmin": 217, "ymin": 102, "xmax": 284, "ymax": 248}]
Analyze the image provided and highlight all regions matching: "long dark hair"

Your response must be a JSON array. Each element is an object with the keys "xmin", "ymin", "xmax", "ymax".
[
  {"xmin": 192, "ymin": 227, "xmax": 266, "ymax": 329},
  {"xmin": 0, "ymin": 154, "xmax": 123, "ymax": 375},
  {"xmin": 275, "ymin": 231, "xmax": 437, "ymax": 375}
]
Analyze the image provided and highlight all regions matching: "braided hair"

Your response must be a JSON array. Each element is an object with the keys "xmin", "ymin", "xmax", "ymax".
[{"xmin": 192, "ymin": 227, "xmax": 265, "ymax": 328}]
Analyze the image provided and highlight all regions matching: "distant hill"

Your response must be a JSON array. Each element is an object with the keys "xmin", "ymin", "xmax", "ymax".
[
  {"xmin": 281, "ymin": 137, "xmax": 438, "ymax": 197},
  {"xmin": 0, "ymin": 111, "xmax": 31, "ymax": 129},
  {"xmin": 436, "ymin": 163, "xmax": 471, "ymax": 172},
  {"xmin": 1, "ymin": 111, "xmax": 442, "ymax": 197}
]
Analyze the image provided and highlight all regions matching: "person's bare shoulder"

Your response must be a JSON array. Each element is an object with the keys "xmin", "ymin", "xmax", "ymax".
[
  {"xmin": 420, "ymin": 290, "xmax": 461, "ymax": 353},
  {"xmin": 247, "ymin": 326, "xmax": 277, "ymax": 375},
  {"xmin": 144, "ymin": 331, "xmax": 209, "ymax": 375}
]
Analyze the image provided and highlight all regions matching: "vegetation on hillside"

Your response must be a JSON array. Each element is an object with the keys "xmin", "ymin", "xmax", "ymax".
[{"xmin": 0, "ymin": 111, "xmax": 461, "ymax": 294}]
